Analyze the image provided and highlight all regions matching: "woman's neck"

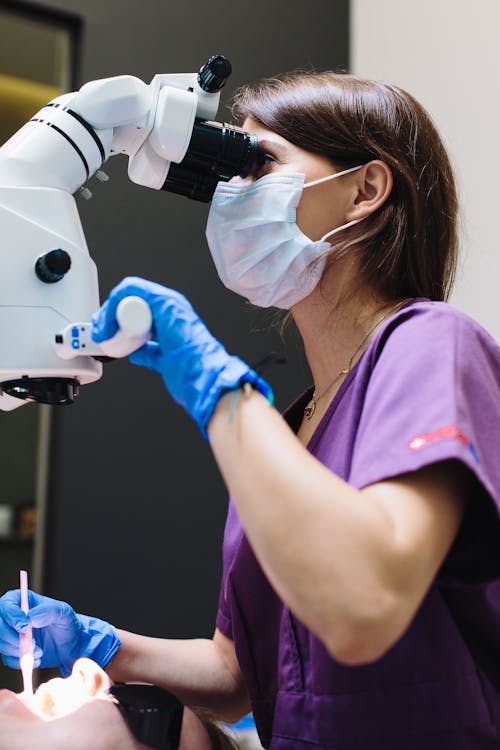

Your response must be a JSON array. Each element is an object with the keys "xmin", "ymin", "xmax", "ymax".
[{"xmin": 291, "ymin": 278, "xmax": 393, "ymax": 398}]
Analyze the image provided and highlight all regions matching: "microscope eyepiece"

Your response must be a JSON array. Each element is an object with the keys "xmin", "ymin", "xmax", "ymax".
[
  {"xmin": 162, "ymin": 163, "xmax": 220, "ymax": 202},
  {"xmin": 197, "ymin": 55, "xmax": 232, "ymax": 93},
  {"xmin": 162, "ymin": 120, "xmax": 258, "ymax": 202}
]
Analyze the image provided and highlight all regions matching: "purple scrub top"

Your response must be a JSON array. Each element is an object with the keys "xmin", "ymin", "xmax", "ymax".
[{"xmin": 216, "ymin": 300, "xmax": 500, "ymax": 749}]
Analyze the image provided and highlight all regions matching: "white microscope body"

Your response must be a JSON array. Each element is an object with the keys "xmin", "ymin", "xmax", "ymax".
[{"xmin": 0, "ymin": 56, "xmax": 255, "ymax": 410}]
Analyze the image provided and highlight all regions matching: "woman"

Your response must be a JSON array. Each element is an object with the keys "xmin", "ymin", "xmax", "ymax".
[{"xmin": 1, "ymin": 71, "xmax": 499, "ymax": 748}]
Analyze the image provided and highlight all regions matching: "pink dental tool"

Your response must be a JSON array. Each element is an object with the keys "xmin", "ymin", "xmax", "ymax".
[{"xmin": 19, "ymin": 570, "xmax": 34, "ymax": 697}]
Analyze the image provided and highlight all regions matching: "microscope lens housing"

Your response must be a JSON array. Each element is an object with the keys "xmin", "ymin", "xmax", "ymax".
[{"xmin": 162, "ymin": 119, "xmax": 258, "ymax": 202}]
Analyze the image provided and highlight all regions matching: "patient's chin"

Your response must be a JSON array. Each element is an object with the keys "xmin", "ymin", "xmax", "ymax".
[{"xmin": 17, "ymin": 658, "xmax": 114, "ymax": 721}]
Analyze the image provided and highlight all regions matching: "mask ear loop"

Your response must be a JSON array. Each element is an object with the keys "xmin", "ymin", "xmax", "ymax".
[
  {"xmin": 320, "ymin": 216, "xmax": 366, "ymax": 243},
  {"xmin": 302, "ymin": 164, "xmax": 365, "ymax": 243},
  {"xmin": 304, "ymin": 164, "xmax": 363, "ymax": 189}
]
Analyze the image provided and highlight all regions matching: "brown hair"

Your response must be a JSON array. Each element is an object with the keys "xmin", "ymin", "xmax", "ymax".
[
  {"xmin": 190, "ymin": 707, "xmax": 239, "ymax": 749},
  {"xmin": 232, "ymin": 71, "xmax": 459, "ymax": 302}
]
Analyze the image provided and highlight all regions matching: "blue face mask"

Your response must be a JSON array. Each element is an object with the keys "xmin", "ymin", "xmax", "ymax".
[{"xmin": 205, "ymin": 165, "xmax": 364, "ymax": 309}]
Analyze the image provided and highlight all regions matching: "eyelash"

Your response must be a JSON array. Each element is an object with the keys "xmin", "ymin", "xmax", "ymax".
[
  {"xmin": 252, "ymin": 152, "xmax": 277, "ymax": 177},
  {"xmin": 261, "ymin": 153, "xmax": 276, "ymax": 165}
]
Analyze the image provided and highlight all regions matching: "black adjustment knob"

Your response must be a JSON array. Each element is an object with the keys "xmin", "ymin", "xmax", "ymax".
[
  {"xmin": 197, "ymin": 55, "xmax": 232, "ymax": 93},
  {"xmin": 35, "ymin": 249, "xmax": 71, "ymax": 283}
]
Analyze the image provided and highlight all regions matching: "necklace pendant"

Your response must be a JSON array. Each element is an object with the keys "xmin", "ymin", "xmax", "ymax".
[{"xmin": 304, "ymin": 400, "xmax": 316, "ymax": 420}]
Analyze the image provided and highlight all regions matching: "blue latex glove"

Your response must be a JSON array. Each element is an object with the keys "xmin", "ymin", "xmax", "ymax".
[
  {"xmin": 92, "ymin": 277, "xmax": 273, "ymax": 439},
  {"xmin": 0, "ymin": 589, "xmax": 121, "ymax": 676}
]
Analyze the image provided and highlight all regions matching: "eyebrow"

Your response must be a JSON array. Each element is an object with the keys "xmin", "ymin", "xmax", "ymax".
[{"xmin": 257, "ymin": 138, "xmax": 291, "ymax": 155}]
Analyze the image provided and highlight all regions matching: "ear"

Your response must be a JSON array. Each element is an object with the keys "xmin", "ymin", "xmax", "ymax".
[{"xmin": 345, "ymin": 160, "xmax": 393, "ymax": 221}]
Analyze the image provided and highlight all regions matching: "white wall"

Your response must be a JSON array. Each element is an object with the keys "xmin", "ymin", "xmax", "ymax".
[{"xmin": 351, "ymin": 0, "xmax": 499, "ymax": 341}]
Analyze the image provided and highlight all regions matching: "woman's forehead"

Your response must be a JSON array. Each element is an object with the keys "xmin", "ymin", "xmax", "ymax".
[
  {"xmin": 242, "ymin": 117, "xmax": 288, "ymax": 146},
  {"xmin": 242, "ymin": 117, "xmax": 314, "ymax": 164}
]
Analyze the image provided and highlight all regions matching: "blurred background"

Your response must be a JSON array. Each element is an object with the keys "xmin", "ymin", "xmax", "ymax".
[{"xmin": 0, "ymin": 0, "xmax": 497, "ymax": 696}]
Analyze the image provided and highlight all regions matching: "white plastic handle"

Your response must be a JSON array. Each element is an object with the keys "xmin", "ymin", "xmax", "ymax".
[
  {"xmin": 98, "ymin": 296, "xmax": 152, "ymax": 358},
  {"xmin": 54, "ymin": 296, "xmax": 153, "ymax": 360}
]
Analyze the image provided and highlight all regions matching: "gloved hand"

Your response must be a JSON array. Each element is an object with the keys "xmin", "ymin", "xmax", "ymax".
[
  {"xmin": 0, "ymin": 589, "xmax": 121, "ymax": 676},
  {"xmin": 92, "ymin": 277, "xmax": 273, "ymax": 439}
]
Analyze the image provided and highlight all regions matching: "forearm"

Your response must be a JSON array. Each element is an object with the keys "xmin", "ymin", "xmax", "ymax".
[
  {"xmin": 208, "ymin": 389, "xmax": 398, "ymax": 658},
  {"xmin": 106, "ymin": 629, "xmax": 249, "ymax": 721}
]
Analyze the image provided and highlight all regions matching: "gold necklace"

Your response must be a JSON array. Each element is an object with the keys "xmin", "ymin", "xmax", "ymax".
[{"xmin": 303, "ymin": 298, "xmax": 411, "ymax": 420}]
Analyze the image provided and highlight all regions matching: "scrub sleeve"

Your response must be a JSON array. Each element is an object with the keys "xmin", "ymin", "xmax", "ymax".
[
  {"xmin": 350, "ymin": 302, "xmax": 500, "ymax": 579},
  {"xmin": 216, "ymin": 301, "xmax": 500, "ymax": 749}
]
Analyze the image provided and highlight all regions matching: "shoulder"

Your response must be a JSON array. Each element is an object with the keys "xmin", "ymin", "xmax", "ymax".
[
  {"xmin": 371, "ymin": 300, "xmax": 499, "ymax": 367},
  {"xmin": 380, "ymin": 299, "xmax": 497, "ymax": 342},
  {"xmin": 350, "ymin": 301, "xmax": 500, "ymax": 505}
]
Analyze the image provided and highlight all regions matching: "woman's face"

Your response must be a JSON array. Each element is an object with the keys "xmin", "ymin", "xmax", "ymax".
[{"xmin": 241, "ymin": 117, "xmax": 359, "ymax": 242}]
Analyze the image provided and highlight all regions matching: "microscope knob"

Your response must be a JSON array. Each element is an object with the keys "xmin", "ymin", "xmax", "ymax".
[
  {"xmin": 35, "ymin": 249, "xmax": 72, "ymax": 283},
  {"xmin": 197, "ymin": 55, "xmax": 232, "ymax": 93}
]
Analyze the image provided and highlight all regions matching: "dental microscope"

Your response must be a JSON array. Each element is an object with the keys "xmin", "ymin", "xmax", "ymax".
[{"xmin": 0, "ymin": 55, "xmax": 258, "ymax": 412}]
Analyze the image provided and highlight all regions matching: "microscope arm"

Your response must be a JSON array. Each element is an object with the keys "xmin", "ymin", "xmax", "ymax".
[{"xmin": 0, "ymin": 69, "xmax": 221, "ymax": 195}]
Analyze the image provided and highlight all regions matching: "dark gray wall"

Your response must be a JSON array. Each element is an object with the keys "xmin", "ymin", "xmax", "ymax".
[{"xmin": 9, "ymin": 0, "xmax": 349, "ymax": 639}]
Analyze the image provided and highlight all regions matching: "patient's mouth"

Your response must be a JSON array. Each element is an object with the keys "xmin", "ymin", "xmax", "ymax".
[{"xmin": 17, "ymin": 658, "xmax": 114, "ymax": 720}]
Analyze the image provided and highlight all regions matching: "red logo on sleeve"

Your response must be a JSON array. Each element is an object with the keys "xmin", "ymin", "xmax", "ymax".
[{"xmin": 408, "ymin": 425, "xmax": 470, "ymax": 452}]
